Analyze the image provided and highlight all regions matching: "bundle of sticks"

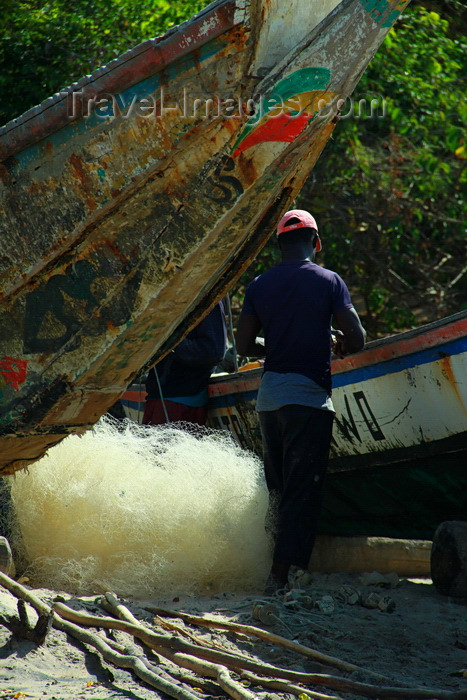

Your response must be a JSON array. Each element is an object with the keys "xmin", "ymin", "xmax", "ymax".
[{"xmin": 0, "ymin": 571, "xmax": 465, "ymax": 700}]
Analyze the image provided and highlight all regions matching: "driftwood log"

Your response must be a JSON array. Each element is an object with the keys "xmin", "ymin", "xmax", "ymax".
[
  {"xmin": 55, "ymin": 596, "xmax": 467, "ymax": 700},
  {"xmin": 1, "ymin": 571, "xmax": 467, "ymax": 700},
  {"xmin": 101, "ymin": 593, "xmax": 342, "ymax": 700},
  {"xmin": 102, "ymin": 592, "xmax": 257, "ymax": 700},
  {"xmin": 0, "ymin": 572, "xmax": 203, "ymax": 700},
  {"xmin": 99, "ymin": 593, "xmax": 342, "ymax": 700},
  {"xmin": 309, "ymin": 535, "xmax": 431, "ymax": 577},
  {"xmin": 148, "ymin": 605, "xmax": 384, "ymax": 679},
  {"xmin": 431, "ymin": 521, "xmax": 467, "ymax": 597},
  {"xmin": 0, "ymin": 597, "xmax": 53, "ymax": 644}
]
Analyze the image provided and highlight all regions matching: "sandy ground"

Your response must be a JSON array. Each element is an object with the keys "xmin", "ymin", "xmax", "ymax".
[{"xmin": 1, "ymin": 571, "xmax": 466, "ymax": 700}]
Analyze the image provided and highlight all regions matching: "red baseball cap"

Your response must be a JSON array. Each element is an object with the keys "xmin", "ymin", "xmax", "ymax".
[{"xmin": 277, "ymin": 209, "xmax": 318, "ymax": 235}]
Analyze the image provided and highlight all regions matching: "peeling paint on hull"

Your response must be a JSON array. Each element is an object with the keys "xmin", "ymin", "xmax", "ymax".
[{"xmin": 0, "ymin": 0, "xmax": 408, "ymax": 474}]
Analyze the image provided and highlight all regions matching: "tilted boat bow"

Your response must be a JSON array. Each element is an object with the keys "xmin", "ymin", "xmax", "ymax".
[{"xmin": 0, "ymin": 0, "xmax": 409, "ymax": 473}]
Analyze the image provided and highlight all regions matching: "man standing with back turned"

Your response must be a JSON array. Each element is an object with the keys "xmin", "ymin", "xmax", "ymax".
[{"xmin": 236, "ymin": 210, "xmax": 366, "ymax": 593}]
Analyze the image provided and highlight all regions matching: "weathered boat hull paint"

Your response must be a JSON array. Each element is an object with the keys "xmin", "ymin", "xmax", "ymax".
[{"xmin": 0, "ymin": 0, "xmax": 408, "ymax": 474}]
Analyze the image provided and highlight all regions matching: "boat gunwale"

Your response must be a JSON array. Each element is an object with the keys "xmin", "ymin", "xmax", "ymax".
[
  {"xmin": 331, "ymin": 309, "xmax": 467, "ymax": 374},
  {"xmin": 0, "ymin": 0, "xmax": 237, "ymax": 160},
  {"xmin": 206, "ymin": 310, "xmax": 467, "ymax": 396}
]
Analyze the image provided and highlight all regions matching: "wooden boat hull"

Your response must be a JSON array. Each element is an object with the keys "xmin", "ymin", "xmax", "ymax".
[
  {"xmin": 207, "ymin": 312, "xmax": 467, "ymax": 463},
  {"xmin": 0, "ymin": 0, "xmax": 408, "ymax": 474},
  {"xmin": 121, "ymin": 312, "xmax": 467, "ymax": 538}
]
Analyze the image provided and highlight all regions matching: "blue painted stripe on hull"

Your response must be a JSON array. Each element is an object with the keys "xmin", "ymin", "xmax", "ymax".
[
  {"xmin": 207, "ymin": 336, "xmax": 466, "ymax": 408},
  {"xmin": 332, "ymin": 336, "xmax": 466, "ymax": 388}
]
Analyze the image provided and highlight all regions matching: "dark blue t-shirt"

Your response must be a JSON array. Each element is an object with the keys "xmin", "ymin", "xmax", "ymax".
[{"xmin": 242, "ymin": 260, "xmax": 353, "ymax": 392}]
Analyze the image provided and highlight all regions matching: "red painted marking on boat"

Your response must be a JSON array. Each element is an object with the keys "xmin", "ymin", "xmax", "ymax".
[
  {"xmin": 233, "ymin": 113, "xmax": 310, "ymax": 157},
  {"xmin": 438, "ymin": 354, "xmax": 466, "ymax": 412},
  {"xmin": 0, "ymin": 356, "xmax": 28, "ymax": 391},
  {"xmin": 123, "ymin": 390, "xmax": 146, "ymax": 403}
]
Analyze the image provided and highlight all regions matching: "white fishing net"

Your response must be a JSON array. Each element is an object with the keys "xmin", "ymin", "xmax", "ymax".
[{"xmin": 9, "ymin": 416, "xmax": 271, "ymax": 597}]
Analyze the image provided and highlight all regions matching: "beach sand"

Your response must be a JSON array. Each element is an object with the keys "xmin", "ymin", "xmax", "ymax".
[{"xmin": 1, "ymin": 570, "xmax": 466, "ymax": 700}]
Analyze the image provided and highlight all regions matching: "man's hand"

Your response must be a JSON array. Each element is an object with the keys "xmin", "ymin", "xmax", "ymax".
[
  {"xmin": 332, "ymin": 307, "xmax": 366, "ymax": 355},
  {"xmin": 331, "ymin": 329, "xmax": 346, "ymax": 358}
]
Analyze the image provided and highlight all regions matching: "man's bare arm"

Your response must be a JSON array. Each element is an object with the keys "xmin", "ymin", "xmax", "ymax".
[
  {"xmin": 236, "ymin": 312, "xmax": 265, "ymax": 357},
  {"xmin": 332, "ymin": 307, "xmax": 366, "ymax": 356}
]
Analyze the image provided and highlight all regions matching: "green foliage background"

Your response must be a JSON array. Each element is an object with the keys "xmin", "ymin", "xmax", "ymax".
[
  {"xmin": 1, "ymin": 0, "xmax": 465, "ymax": 338},
  {"xmin": 0, "ymin": 0, "xmax": 205, "ymax": 122},
  {"xmin": 295, "ymin": 2, "xmax": 466, "ymax": 336}
]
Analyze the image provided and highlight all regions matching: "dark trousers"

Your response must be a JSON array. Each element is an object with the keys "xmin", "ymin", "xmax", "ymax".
[{"xmin": 259, "ymin": 405, "xmax": 334, "ymax": 570}]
